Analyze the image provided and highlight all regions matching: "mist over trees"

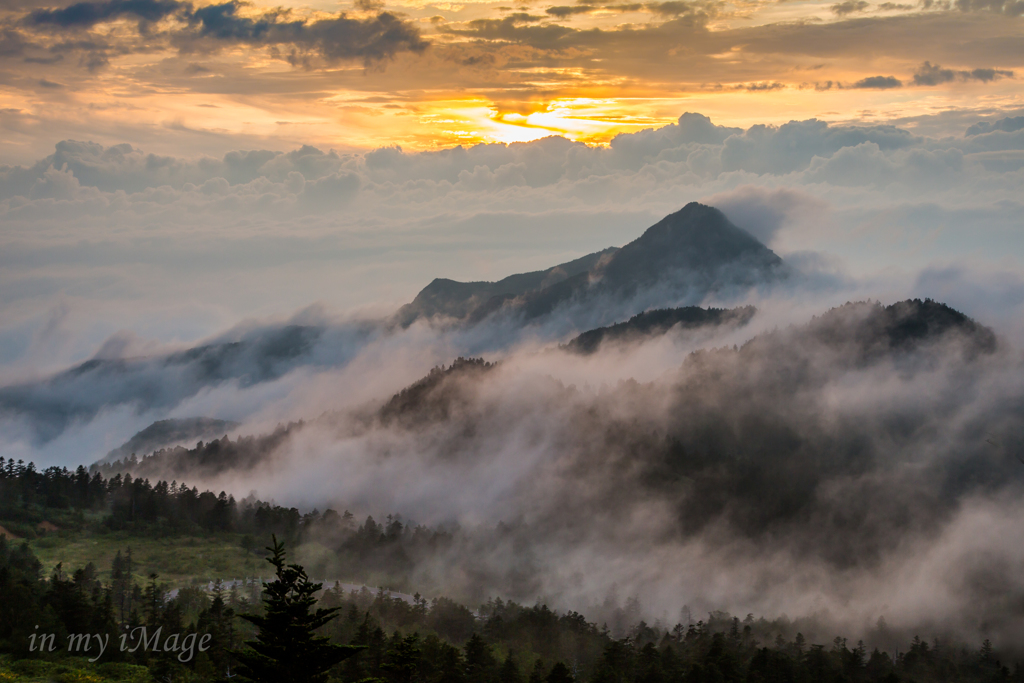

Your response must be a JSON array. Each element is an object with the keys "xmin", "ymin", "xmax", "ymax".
[{"xmin": 39, "ymin": 298, "xmax": 1023, "ymax": 655}]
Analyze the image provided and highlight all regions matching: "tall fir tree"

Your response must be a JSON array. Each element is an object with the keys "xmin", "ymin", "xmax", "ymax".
[{"xmin": 233, "ymin": 536, "xmax": 362, "ymax": 683}]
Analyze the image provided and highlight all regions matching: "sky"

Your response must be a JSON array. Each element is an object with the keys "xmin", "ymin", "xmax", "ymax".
[{"xmin": 1, "ymin": 0, "xmax": 1023, "ymax": 161}]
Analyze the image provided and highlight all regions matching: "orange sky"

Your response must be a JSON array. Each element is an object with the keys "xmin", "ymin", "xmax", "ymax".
[{"xmin": 1, "ymin": 0, "xmax": 1022, "ymax": 159}]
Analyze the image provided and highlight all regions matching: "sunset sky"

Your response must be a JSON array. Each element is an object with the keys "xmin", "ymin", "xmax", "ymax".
[{"xmin": 2, "ymin": 0, "xmax": 1023, "ymax": 159}]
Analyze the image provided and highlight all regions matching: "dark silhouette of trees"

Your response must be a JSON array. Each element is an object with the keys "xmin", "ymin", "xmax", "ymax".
[{"xmin": 233, "ymin": 536, "xmax": 362, "ymax": 683}]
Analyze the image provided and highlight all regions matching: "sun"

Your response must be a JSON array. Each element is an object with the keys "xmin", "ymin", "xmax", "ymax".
[{"xmin": 417, "ymin": 97, "xmax": 680, "ymax": 147}]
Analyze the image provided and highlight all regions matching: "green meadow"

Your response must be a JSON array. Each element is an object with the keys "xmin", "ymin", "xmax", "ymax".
[{"xmin": 26, "ymin": 531, "xmax": 262, "ymax": 588}]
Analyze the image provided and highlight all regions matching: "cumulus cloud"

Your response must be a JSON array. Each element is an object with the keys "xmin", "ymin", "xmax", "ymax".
[
  {"xmin": 965, "ymin": 115, "xmax": 1024, "ymax": 135},
  {"xmin": 181, "ymin": 2, "xmax": 429, "ymax": 63},
  {"xmin": 7, "ymin": 0, "xmax": 429, "ymax": 69},
  {"xmin": 852, "ymin": 75, "xmax": 903, "ymax": 88},
  {"xmin": 830, "ymin": 0, "xmax": 869, "ymax": 14},
  {"xmin": 913, "ymin": 60, "xmax": 1014, "ymax": 85},
  {"xmin": 26, "ymin": 0, "xmax": 186, "ymax": 27}
]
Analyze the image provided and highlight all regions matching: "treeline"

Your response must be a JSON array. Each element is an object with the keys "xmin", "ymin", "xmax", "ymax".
[
  {"xmin": 0, "ymin": 455, "xmax": 454, "ymax": 588},
  {"xmin": 89, "ymin": 421, "xmax": 302, "ymax": 482},
  {"xmin": 0, "ymin": 455, "xmax": 240, "ymax": 534},
  {"xmin": 315, "ymin": 589, "xmax": 1022, "ymax": 683},
  {"xmin": 2, "ymin": 535, "xmax": 1019, "ymax": 683}
]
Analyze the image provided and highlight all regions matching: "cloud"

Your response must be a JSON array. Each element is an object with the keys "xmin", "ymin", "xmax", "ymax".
[
  {"xmin": 705, "ymin": 186, "xmax": 827, "ymax": 246},
  {"xmin": 26, "ymin": 0, "xmax": 186, "ymax": 27},
  {"xmin": 831, "ymin": 0, "xmax": 869, "ymax": 14},
  {"xmin": 965, "ymin": 115, "xmax": 1024, "ymax": 135},
  {"xmin": 740, "ymin": 81, "xmax": 785, "ymax": 91},
  {"xmin": 913, "ymin": 60, "xmax": 1014, "ymax": 85},
  {"xmin": 914, "ymin": 61, "xmax": 958, "ymax": 85},
  {"xmin": 954, "ymin": 0, "xmax": 1024, "ymax": 14},
  {"xmin": 72, "ymin": 298, "xmax": 1024, "ymax": 650},
  {"xmin": 719, "ymin": 118, "xmax": 916, "ymax": 175},
  {"xmin": 645, "ymin": 0, "xmax": 715, "ymax": 16},
  {"xmin": 852, "ymin": 75, "xmax": 903, "ymax": 88},
  {"xmin": 12, "ymin": 0, "xmax": 429, "ymax": 70},
  {"xmin": 0, "ymin": 28, "xmax": 32, "ymax": 57},
  {"xmin": 545, "ymin": 5, "xmax": 595, "ymax": 16},
  {"xmin": 183, "ymin": 3, "xmax": 429, "ymax": 63}
]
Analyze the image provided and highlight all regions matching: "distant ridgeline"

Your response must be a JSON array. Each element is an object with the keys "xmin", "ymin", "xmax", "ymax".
[
  {"xmin": 395, "ymin": 202, "xmax": 786, "ymax": 327},
  {"xmin": 92, "ymin": 421, "xmax": 304, "ymax": 481},
  {"xmin": 100, "ymin": 417, "xmax": 241, "ymax": 464},
  {"xmin": 0, "ymin": 324, "xmax": 329, "ymax": 444},
  {"xmin": 562, "ymin": 305, "xmax": 757, "ymax": 355}
]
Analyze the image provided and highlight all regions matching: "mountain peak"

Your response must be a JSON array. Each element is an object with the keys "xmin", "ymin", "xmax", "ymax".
[
  {"xmin": 597, "ymin": 202, "xmax": 783, "ymax": 290},
  {"xmin": 396, "ymin": 203, "xmax": 784, "ymax": 327}
]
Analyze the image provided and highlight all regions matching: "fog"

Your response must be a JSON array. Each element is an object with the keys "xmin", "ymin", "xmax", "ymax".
[{"xmin": 69, "ymin": 296, "xmax": 1024, "ymax": 653}]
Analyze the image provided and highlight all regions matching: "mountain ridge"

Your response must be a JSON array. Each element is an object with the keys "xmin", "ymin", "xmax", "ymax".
[
  {"xmin": 396, "ymin": 202, "xmax": 785, "ymax": 327},
  {"xmin": 562, "ymin": 305, "xmax": 758, "ymax": 355}
]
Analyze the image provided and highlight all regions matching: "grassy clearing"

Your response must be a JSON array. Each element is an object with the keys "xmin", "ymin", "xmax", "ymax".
[
  {"xmin": 25, "ymin": 531, "xmax": 266, "ymax": 588},
  {"xmin": 0, "ymin": 656, "xmax": 153, "ymax": 683}
]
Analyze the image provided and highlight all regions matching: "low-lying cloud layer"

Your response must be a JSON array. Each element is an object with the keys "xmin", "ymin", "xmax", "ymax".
[{"xmin": 90, "ymin": 301, "xmax": 1024, "ymax": 652}]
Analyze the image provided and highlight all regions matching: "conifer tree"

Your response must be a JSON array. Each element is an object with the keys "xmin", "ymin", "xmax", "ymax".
[
  {"xmin": 528, "ymin": 659, "xmax": 546, "ymax": 683},
  {"xmin": 234, "ymin": 536, "xmax": 362, "ymax": 683},
  {"xmin": 464, "ymin": 632, "xmax": 497, "ymax": 682},
  {"xmin": 546, "ymin": 662, "xmax": 574, "ymax": 683},
  {"xmin": 499, "ymin": 652, "xmax": 523, "ymax": 683},
  {"xmin": 382, "ymin": 631, "xmax": 422, "ymax": 683}
]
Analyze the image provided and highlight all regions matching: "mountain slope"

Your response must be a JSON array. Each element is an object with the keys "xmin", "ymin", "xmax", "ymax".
[
  {"xmin": 598, "ymin": 202, "xmax": 782, "ymax": 292},
  {"xmin": 397, "ymin": 203, "xmax": 785, "ymax": 326},
  {"xmin": 394, "ymin": 248, "xmax": 617, "ymax": 326},
  {"xmin": 100, "ymin": 417, "xmax": 241, "ymax": 464},
  {"xmin": 562, "ymin": 305, "xmax": 757, "ymax": 355}
]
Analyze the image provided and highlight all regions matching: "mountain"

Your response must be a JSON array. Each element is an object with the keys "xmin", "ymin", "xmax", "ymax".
[
  {"xmin": 0, "ymin": 323, "xmax": 337, "ymax": 443},
  {"xmin": 396, "ymin": 203, "xmax": 785, "ymax": 326},
  {"xmin": 100, "ymin": 417, "xmax": 241, "ymax": 464},
  {"xmin": 394, "ymin": 249, "xmax": 617, "ymax": 326},
  {"xmin": 562, "ymin": 305, "xmax": 757, "ymax": 355},
  {"xmin": 379, "ymin": 357, "xmax": 498, "ymax": 428},
  {"xmin": 92, "ymin": 422, "xmax": 302, "ymax": 481},
  {"xmin": 800, "ymin": 298, "xmax": 997, "ymax": 361}
]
